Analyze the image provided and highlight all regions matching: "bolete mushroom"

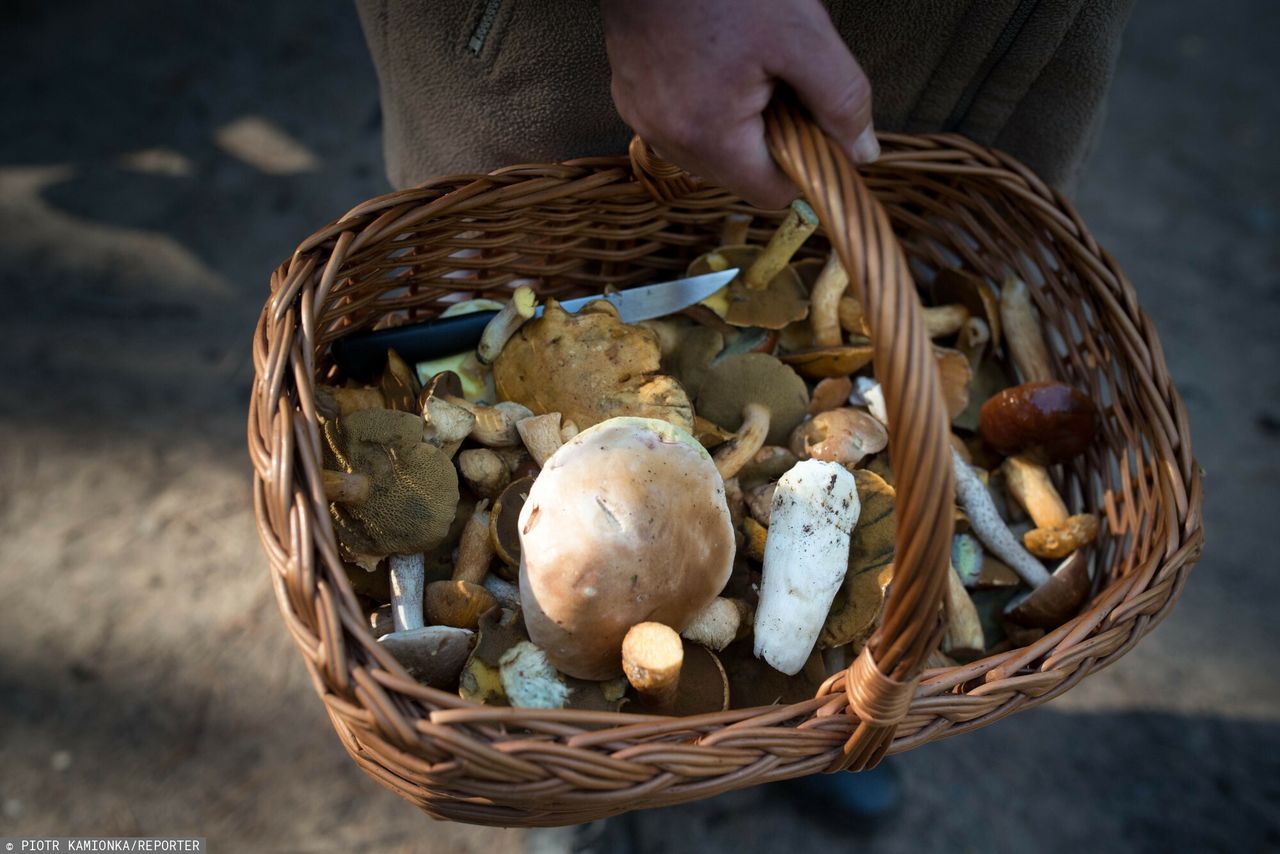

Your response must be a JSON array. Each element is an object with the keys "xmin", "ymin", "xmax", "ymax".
[
  {"xmin": 754, "ymin": 460, "xmax": 860, "ymax": 675},
  {"xmin": 931, "ymin": 267, "xmax": 1002, "ymax": 353},
  {"xmin": 423, "ymin": 501, "xmax": 499, "ymax": 630},
  {"xmin": 493, "ymin": 299, "xmax": 694, "ymax": 433},
  {"xmin": 779, "ymin": 342, "xmax": 877, "ymax": 379},
  {"xmin": 516, "ymin": 412, "xmax": 564, "ymax": 467},
  {"xmin": 696, "ymin": 353, "xmax": 810, "ymax": 446},
  {"xmin": 818, "ymin": 468, "xmax": 895, "ymax": 650},
  {"xmin": 681, "ymin": 597, "xmax": 752, "ymax": 652},
  {"xmin": 476, "ymin": 285, "xmax": 537, "ymax": 365},
  {"xmin": 518, "ymin": 417, "xmax": 735, "ymax": 680},
  {"xmin": 621, "ymin": 623, "xmax": 731, "ymax": 715},
  {"xmin": 788, "ymin": 407, "xmax": 888, "ymax": 468},
  {"xmin": 808, "ymin": 254, "xmax": 849, "ymax": 348},
  {"xmin": 1002, "ymin": 454, "xmax": 1099, "ymax": 559},
  {"xmin": 457, "ymin": 448, "xmax": 510, "ymax": 500},
  {"xmin": 489, "ymin": 475, "xmax": 534, "ymax": 574}
]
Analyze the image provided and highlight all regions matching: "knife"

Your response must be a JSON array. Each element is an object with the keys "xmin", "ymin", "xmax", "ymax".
[{"xmin": 330, "ymin": 269, "xmax": 738, "ymax": 381}]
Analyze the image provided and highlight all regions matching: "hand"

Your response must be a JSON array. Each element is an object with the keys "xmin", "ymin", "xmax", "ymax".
[{"xmin": 601, "ymin": 0, "xmax": 878, "ymax": 209}]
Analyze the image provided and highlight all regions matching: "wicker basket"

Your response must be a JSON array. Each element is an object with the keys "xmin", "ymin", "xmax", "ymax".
[{"xmin": 248, "ymin": 103, "xmax": 1203, "ymax": 826}]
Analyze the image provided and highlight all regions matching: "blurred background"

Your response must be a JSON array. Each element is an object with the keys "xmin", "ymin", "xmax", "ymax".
[{"xmin": 1, "ymin": 0, "xmax": 1277, "ymax": 851}]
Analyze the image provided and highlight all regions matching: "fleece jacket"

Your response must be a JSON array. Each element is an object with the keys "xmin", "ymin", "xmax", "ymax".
[{"xmin": 355, "ymin": 0, "xmax": 1135, "ymax": 194}]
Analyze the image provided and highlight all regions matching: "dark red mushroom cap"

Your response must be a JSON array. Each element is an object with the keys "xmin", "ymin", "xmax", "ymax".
[{"xmin": 979, "ymin": 381, "xmax": 1100, "ymax": 461}]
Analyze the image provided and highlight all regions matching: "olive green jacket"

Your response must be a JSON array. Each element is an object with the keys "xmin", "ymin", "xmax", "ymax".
[{"xmin": 356, "ymin": 0, "xmax": 1135, "ymax": 193}]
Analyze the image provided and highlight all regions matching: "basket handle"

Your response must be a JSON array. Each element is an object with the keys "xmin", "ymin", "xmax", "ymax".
[{"xmin": 632, "ymin": 99, "xmax": 955, "ymax": 771}]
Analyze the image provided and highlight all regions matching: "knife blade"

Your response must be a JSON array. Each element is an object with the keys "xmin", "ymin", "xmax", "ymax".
[{"xmin": 329, "ymin": 269, "xmax": 738, "ymax": 380}]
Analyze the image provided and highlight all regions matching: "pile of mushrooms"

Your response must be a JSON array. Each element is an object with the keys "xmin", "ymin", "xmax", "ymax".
[{"xmin": 322, "ymin": 206, "xmax": 1104, "ymax": 712}]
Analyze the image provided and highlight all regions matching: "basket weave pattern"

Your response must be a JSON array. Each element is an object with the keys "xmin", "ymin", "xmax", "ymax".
[{"xmin": 249, "ymin": 111, "xmax": 1203, "ymax": 825}]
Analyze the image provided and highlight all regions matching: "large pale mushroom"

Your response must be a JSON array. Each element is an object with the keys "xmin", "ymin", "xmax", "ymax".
[{"xmin": 518, "ymin": 417, "xmax": 735, "ymax": 680}]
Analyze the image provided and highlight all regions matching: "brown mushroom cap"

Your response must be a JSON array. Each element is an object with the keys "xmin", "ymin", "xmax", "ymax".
[
  {"xmin": 696, "ymin": 353, "xmax": 810, "ymax": 445},
  {"xmin": 518, "ymin": 418, "xmax": 735, "ymax": 680},
  {"xmin": 322, "ymin": 408, "xmax": 460, "ymax": 566},
  {"xmin": 979, "ymin": 380, "xmax": 1100, "ymax": 461},
  {"xmin": 665, "ymin": 325, "xmax": 725, "ymax": 400},
  {"xmin": 780, "ymin": 344, "xmax": 876, "ymax": 379},
  {"xmin": 490, "ymin": 475, "xmax": 534, "ymax": 574},
  {"xmin": 789, "ymin": 407, "xmax": 888, "ymax": 466},
  {"xmin": 1004, "ymin": 550, "xmax": 1093, "ymax": 629},
  {"xmin": 688, "ymin": 246, "xmax": 809, "ymax": 330},
  {"xmin": 493, "ymin": 299, "xmax": 694, "ymax": 433}
]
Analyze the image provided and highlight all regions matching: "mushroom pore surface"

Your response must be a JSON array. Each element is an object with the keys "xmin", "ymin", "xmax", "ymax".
[{"xmin": 518, "ymin": 417, "xmax": 735, "ymax": 680}]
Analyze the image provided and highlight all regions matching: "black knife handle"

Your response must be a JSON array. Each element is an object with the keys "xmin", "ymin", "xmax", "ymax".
[{"xmin": 329, "ymin": 310, "xmax": 498, "ymax": 381}]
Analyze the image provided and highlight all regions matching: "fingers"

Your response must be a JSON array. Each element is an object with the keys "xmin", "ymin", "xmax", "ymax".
[
  {"xmin": 771, "ymin": 17, "xmax": 879, "ymax": 165},
  {"xmin": 670, "ymin": 117, "xmax": 799, "ymax": 210}
]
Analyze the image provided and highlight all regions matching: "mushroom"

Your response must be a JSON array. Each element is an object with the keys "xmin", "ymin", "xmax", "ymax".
[
  {"xmin": 837, "ymin": 297, "xmax": 970, "ymax": 340},
  {"xmin": 808, "ymin": 376, "xmax": 854, "ymax": 416},
  {"xmin": 720, "ymin": 212, "xmax": 752, "ymax": 246},
  {"xmin": 736, "ymin": 446, "xmax": 798, "ymax": 491},
  {"xmin": 979, "ymin": 381, "xmax": 1100, "ymax": 462},
  {"xmin": 420, "ymin": 370, "xmax": 531, "ymax": 448},
  {"xmin": 423, "ymin": 501, "xmax": 498, "ymax": 630},
  {"xmin": 956, "ymin": 317, "xmax": 991, "ymax": 371},
  {"xmin": 744, "ymin": 481, "xmax": 776, "ymax": 525},
  {"xmin": 476, "ymin": 285, "xmax": 537, "ymax": 364},
  {"xmin": 753, "ymin": 460, "xmax": 860, "ymax": 675},
  {"xmin": 808, "ymin": 254, "xmax": 849, "ymax": 348},
  {"xmin": 788, "ymin": 407, "xmax": 888, "ymax": 468},
  {"xmin": 489, "ymin": 475, "xmax": 534, "ymax": 574},
  {"xmin": 621, "ymin": 623, "xmax": 731, "ymax": 715},
  {"xmin": 315, "ymin": 384, "xmax": 386, "ymax": 419},
  {"xmin": 712, "ymin": 403, "xmax": 770, "ymax": 480},
  {"xmin": 516, "ymin": 412, "xmax": 564, "ymax": 467},
  {"xmin": 457, "ymin": 448, "xmax": 510, "ymax": 500},
  {"xmin": 518, "ymin": 417, "xmax": 735, "ymax": 679},
  {"xmin": 493, "ymin": 299, "xmax": 694, "ymax": 432},
  {"xmin": 744, "ymin": 201, "xmax": 819, "ymax": 290},
  {"xmin": 930, "ymin": 267, "xmax": 1002, "ymax": 353},
  {"xmin": 934, "ymin": 346, "xmax": 974, "ymax": 422},
  {"xmin": 379, "ymin": 349, "xmax": 422, "ymax": 412},
  {"xmin": 481, "ymin": 574, "xmax": 521, "ymax": 611},
  {"xmin": 818, "ymin": 468, "xmax": 895, "ymax": 650},
  {"xmin": 661, "ymin": 325, "xmax": 725, "ymax": 400},
  {"xmin": 681, "ymin": 597, "xmax": 752, "ymax": 651},
  {"xmin": 950, "ymin": 448, "xmax": 1051, "ymax": 588},
  {"xmin": 942, "ymin": 564, "xmax": 984, "ymax": 659},
  {"xmin": 422, "ymin": 396, "xmax": 475, "ymax": 458},
  {"xmin": 779, "ymin": 339, "xmax": 876, "ymax": 380},
  {"xmin": 1002, "ymin": 454, "xmax": 1099, "ymax": 558},
  {"xmin": 742, "ymin": 516, "xmax": 769, "ymax": 562},
  {"xmin": 696, "ymin": 353, "xmax": 810, "ymax": 446}
]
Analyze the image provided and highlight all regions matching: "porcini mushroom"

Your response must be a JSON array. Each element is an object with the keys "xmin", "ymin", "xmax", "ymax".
[
  {"xmin": 518, "ymin": 417, "xmax": 735, "ymax": 679},
  {"xmin": 1002, "ymin": 454, "xmax": 1099, "ymax": 558},
  {"xmin": 696, "ymin": 353, "xmax": 810, "ymax": 446},
  {"xmin": 808, "ymin": 376, "xmax": 855, "ymax": 416},
  {"xmin": 788, "ymin": 407, "xmax": 888, "ymax": 468},
  {"xmin": 423, "ymin": 501, "xmax": 498, "ymax": 630},
  {"xmin": 516, "ymin": 412, "xmax": 564, "ymax": 467},
  {"xmin": 476, "ymin": 285, "xmax": 537, "ymax": 364},
  {"xmin": 494, "ymin": 299, "xmax": 694, "ymax": 432},
  {"xmin": 754, "ymin": 460, "xmax": 860, "ymax": 675},
  {"xmin": 621, "ymin": 624, "xmax": 731, "ymax": 715}
]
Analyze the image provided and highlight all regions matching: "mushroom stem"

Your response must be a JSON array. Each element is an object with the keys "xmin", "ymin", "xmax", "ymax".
[
  {"xmin": 458, "ymin": 400, "xmax": 534, "ymax": 447},
  {"xmin": 559, "ymin": 419, "xmax": 579, "ymax": 443},
  {"xmin": 388, "ymin": 553, "xmax": 426, "ymax": 633},
  {"xmin": 754, "ymin": 460, "xmax": 860, "ymax": 675},
  {"xmin": 809, "ymin": 254, "xmax": 849, "ymax": 348},
  {"xmin": 720, "ymin": 212, "xmax": 752, "ymax": 246},
  {"xmin": 423, "ymin": 396, "xmax": 476, "ymax": 458},
  {"xmin": 744, "ymin": 201, "xmax": 819, "ymax": 291},
  {"xmin": 621, "ymin": 622, "xmax": 684, "ymax": 713},
  {"xmin": 477, "ymin": 286, "xmax": 538, "ymax": 365},
  {"xmin": 452, "ymin": 500, "xmax": 493, "ymax": 585},
  {"xmin": 1000, "ymin": 278, "xmax": 1053, "ymax": 383},
  {"xmin": 322, "ymin": 469, "xmax": 371, "ymax": 505},
  {"xmin": 713, "ymin": 403, "xmax": 770, "ymax": 481},
  {"xmin": 458, "ymin": 448, "xmax": 510, "ymax": 500},
  {"xmin": 744, "ymin": 481, "xmax": 776, "ymax": 526},
  {"xmin": 956, "ymin": 316, "xmax": 991, "ymax": 370},
  {"xmin": 951, "ymin": 449, "xmax": 1051, "ymax": 588},
  {"xmin": 838, "ymin": 298, "xmax": 971, "ymax": 339},
  {"xmin": 942, "ymin": 565, "xmax": 984, "ymax": 656},
  {"xmin": 516, "ymin": 412, "xmax": 564, "ymax": 467},
  {"xmin": 1001, "ymin": 454, "xmax": 1069, "ymax": 529}
]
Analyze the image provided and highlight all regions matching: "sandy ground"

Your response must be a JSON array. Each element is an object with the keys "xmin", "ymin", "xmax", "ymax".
[{"xmin": 1, "ymin": 0, "xmax": 1277, "ymax": 851}]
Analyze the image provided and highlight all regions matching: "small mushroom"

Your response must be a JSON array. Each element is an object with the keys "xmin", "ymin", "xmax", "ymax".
[
  {"xmin": 1003, "ymin": 550, "xmax": 1092, "ymax": 629},
  {"xmin": 516, "ymin": 412, "xmax": 564, "ymax": 467},
  {"xmin": 956, "ymin": 317, "xmax": 991, "ymax": 371},
  {"xmin": 481, "ymin": 574, "xmax": 521, "ymax": 611},
  {"xmin": 942, "ymin": 565, "xmax": 984, "ymax": 659},
  {"xmin": 837, "ymin": 297, "xmax": 970, "ymax": 340},
  {"xmin": 808, "ymin": 376, "xmax": 854, "ymax": 416},
  {"xmin": 1001, "ymin": 454, "xmax": 1099, "ymax": 558},
  {"xmin": 720, "ymin": 212, "xmax": 752, "ymax": 246},
  {"xmin": 681, "ymin": 597, "xmax": 752, "ymax": 652},
  {"xmin": 519, "ymin": 418, "xmax": 735, "ymax": 680},
  {"xmin": 622, "ymin": 624, "xmax": 731, "ymax": 715},
  {"xmin": 742, "ymin": 516, "xmax": 769, "ymax": 562},
  {"xmin": 462, "ymin": 400, "xmax": 535, "ymax": 447},
  {"xmin": 808, "ymin": 254, "xmax": 849, "ymax": 348},
  {"xmin": 736, "ymin": 446, "xmax": 798, "ymax": 491},
  {"xmin": 414, "ymin": 350, "xmax": 494, "ymax": 403},
  {"xmin": 489, "ymin": 475, "xmax": 534, "ymax": 574},
  {"xmin": 499, "ymin": 641, "xmax": 629, "ymax": 711},
  {"xmin": 712, "ymin": 403, "xmax": 770, "ymax": 480},
  {"xmin": 688, "ymin": 245, "xmax": 810, "ymax": 330},
  {"xmin": 950, "ymin": 448, "xmax": 1051, "ymax": 588},
  {"xmin": 476, "ymin": 286, "xmax": 538, "ymax": 364},
  {"xmin": 788, "ymin": 407, "xmax": 888, "ymax": 468},
  {"xmin": 754, "ymin": 460, "xmax": 860, "ymax": 675},
  {"xmin": 818, "ymin": 468, "xmax": 895, "ymax": 649},
  {"xmin": 744, "ymin": 201, "xmax": 819, "ymax": 291},
  {"xmin": 780, "ymin": 343, "xmax": 876, "ymax": 379},
  {"xmin": 422, "ymin": 396, "xmax": 476, "ymax": 458},
  {"xmin": 744, "ymin": 481, "xmax": 776, "ymax": 525},
  {"xmin": 662, "ymin": 325, "xmax": 725, "ymax": 400},
  {"xmin": 934, "ymin": 346, "xmax": 974, "ymax": 422},
  {"xmin": 315, "ymin": 385, "xmax": 385, "ymax": 418},
  {"xmin": 457, "ymin": 448, "xmax": 510, "ymax": 500},
  {"xmin": 696, "ymin": 353, "xmax": 810, "ymax": 446},
  {"xmin": 494, "ymin": 299, "xmax": 694, "ymax": 432},
  {"xmin": 379, "ymin": 349, "xmax": 422, "ymax": 412},
  {"xmin": 979, "ymin": 382, "xmax": 1100, "ymax": 462},
  {"xmin": 931, "ymin": 268, "xmax": 1002, "ymax": 352},
  {"xmin": 423, "ymin": 501, "xmax": 498, "ymax": 630}
]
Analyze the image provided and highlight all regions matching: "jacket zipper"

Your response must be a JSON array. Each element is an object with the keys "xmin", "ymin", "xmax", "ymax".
[
  {"xmin": 943, "ymin": 0, "xmax": 1042, "ymax": 131},
  {"xmin": 468, "ymin": 0, "xmax": 506, "ymax": 56}
]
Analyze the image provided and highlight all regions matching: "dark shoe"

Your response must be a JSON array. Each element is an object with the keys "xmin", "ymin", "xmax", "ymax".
[{"xmin": 771, "ymin": 761, "xmax": 902, "ymax": 830}]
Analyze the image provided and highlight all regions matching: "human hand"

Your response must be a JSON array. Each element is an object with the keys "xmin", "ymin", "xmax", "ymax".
[{"xmin": 601, "ymin": 0, "xmax": 878, "ymax": 209}]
